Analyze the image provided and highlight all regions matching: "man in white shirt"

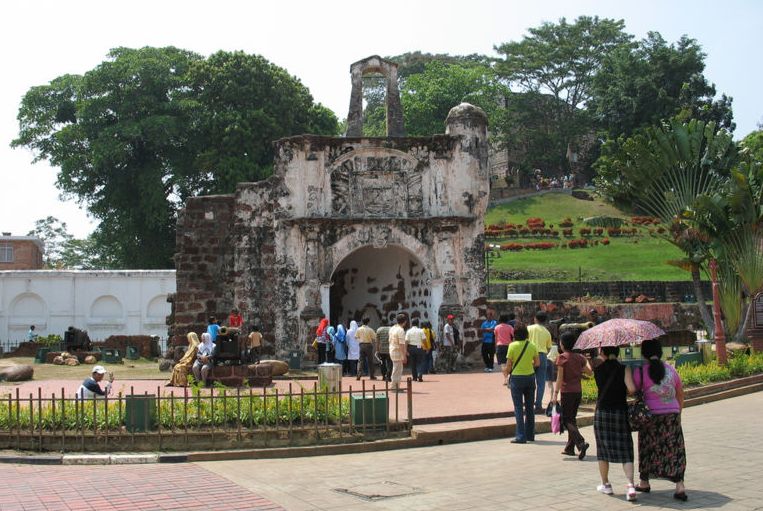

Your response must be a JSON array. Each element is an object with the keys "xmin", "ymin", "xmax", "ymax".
[
  {"xmin": 437, "ymin": 314, "xmax": 458, "ymax": 373},
  {"xmin": 405, "ymin": 318, "xmax": 427, "ymax": 382},
  {"xmin": 388, "ymin": 313, "xmax": 408, "ymax": 391}
]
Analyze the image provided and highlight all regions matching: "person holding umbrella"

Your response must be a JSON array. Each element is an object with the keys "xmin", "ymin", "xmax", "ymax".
[{"xmin": 592, "ymin": 346, "xmax": 636, "ymax": 501}]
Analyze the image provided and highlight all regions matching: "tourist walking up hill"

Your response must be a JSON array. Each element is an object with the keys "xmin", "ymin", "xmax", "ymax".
[
  {"xmin": 552, "ymin": 332, "xmax": 592, "ymax": 460},
  {"xmin": 503, "ymin": 324, "xmax": 539, "ymax": 444},
  {"xmin": 593, "ymin": 346, "xmax": 636, "ymax": 501},
  {"xmin": 627, "ymin": 338, "xmax": 688, "ymax": 502},
  {"xmin": 528, "ymin": 311, "xmax": 553, "ymax": 412}
]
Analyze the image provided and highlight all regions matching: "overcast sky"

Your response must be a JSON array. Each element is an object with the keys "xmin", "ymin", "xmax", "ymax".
[{"xmin": 2, "ymin": 0, "xmax": 760, "ymax": 239}]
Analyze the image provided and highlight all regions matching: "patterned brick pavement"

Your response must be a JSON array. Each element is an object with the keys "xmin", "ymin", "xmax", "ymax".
[{"xmin": 0, "ymin": 463, "xmax": 283, "ymax": 511}]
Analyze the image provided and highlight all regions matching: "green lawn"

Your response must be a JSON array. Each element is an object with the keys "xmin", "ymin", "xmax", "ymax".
[{"xmin": 485, "ymin": 191, "xmax": 690, "ymax": 283}]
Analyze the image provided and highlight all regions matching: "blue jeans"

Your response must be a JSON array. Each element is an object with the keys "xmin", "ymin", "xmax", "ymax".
[
  {"xmin": 534, "ymin": 352, "xmax": 548, "ymax": 409},
  {"xmin": 509, "ymin": 374, "xmax": 536, "ymax": 441}
]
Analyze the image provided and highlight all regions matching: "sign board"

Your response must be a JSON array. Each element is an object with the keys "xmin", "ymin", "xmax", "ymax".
[{"xmin": 506, "ymin": 293, "xmax": 532, "ymax": 302}]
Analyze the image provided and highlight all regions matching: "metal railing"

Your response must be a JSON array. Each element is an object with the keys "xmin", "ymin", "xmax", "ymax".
[{"xmin": 0, "ymin": 378, "xmax": 413, "ymax": 452}]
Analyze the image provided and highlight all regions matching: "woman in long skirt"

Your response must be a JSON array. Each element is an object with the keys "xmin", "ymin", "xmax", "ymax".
[
  {"xmin": 593, "ymin": 346, "xmax": 636, "ymax": 501},
  {"xmin": 626, "ymin": 338, "xmax": 688, "ymax": 502}
]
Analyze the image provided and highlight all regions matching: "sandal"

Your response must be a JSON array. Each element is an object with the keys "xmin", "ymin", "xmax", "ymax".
[
  {"xmin": 578, "ymin": 442, "xmax": 589, "ymax": 460},
  {"xmin": 673, "ymin": 492, "xmax": 688, "ymax": 502},
  {"xmin": 561, "ymin": 449, "xmax": 575, "ymax": 456},
  {"xmin": 634, "ymin": 485, "xmax": 650, "ymax": 493}
]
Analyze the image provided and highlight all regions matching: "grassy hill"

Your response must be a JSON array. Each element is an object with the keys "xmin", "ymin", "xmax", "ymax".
[{"xmin": 485, "ymin": 191, "xmax": 689, "ymax": 283}]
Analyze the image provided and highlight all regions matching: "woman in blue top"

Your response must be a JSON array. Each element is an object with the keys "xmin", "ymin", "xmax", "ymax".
[
  {"xmin": 330, "ymin": 325, "xmax": 347, "ymax": 368},
  {"xmin": 335, "ymin": 324, "xmax": 348, "ymax": 375}
]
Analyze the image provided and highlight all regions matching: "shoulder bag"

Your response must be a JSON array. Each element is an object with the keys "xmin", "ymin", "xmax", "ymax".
[{"xmin": 627, "ymin": 365, "xmax": 652, "ymax": 431}]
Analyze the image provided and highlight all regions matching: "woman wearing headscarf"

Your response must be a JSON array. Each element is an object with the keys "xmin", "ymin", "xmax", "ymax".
[
  {"xmin": 346, "ymin": 320, "xmax": 360, "ymax": 377},
  {"xmin": 330, "ymin": 325, "xmax": 346, "ymax": 368},
  {"xmin": 335, "ymin": 324, "xmax": 348, "ymax": 374},
  {"xmin": 167, "ymin": 332, "xmax": 200, "ymax": 387},
  {"xmin": 626, "ymin": 338, "xmax": 687, "ymax": 502},
  {"xmin": 315, "ymin": 318, "xmax": 329, "ymax": 364}
]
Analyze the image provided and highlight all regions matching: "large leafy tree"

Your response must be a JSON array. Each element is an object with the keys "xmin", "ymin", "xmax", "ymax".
[
  {"xmin": 494, "ymin": 16, "xmax": 632, "ymax": 175},
  {"xmin": 590, "ymin": 32, "xmax": 734, "ymax": 139},
  {"xmin": 13, "ymin": 47, "xmax": 339, "ymax": 269}
]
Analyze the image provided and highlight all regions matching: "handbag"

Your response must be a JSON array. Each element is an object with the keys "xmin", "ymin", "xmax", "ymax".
[
  {"xmin": 627, "ymin": 366, "xmax": 652, "ymax": 431},
  {"xmin": 311, "ymin": 338, "xmax": 319, "ymax": 349},
  {"xmin": 551, "ymin": 405, "xmax": 562, "ymax": 434}
]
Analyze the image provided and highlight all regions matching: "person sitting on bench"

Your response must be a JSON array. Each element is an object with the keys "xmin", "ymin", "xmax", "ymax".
[{"xmin": 192, "ymin": 332, "xmax": 217, "ymax": 386}]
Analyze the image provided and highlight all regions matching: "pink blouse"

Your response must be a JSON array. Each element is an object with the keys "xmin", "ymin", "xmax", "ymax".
[{"xmin": 633, "ymin": 362, "xmax": 682, "ymax": 415}]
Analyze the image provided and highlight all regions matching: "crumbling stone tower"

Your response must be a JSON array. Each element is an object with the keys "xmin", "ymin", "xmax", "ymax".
[{"xmin": 171, "ymin": 56, "xmax": 489, "ymax": 359}]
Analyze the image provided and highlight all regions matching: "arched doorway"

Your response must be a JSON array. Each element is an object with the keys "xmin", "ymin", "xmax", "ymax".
[{"xmin": 329, "ymin": 245, "xmax": 431, "ymax": 330}]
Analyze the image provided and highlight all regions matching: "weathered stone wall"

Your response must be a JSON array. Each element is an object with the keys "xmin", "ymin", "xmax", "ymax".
[{"xmin": 173, "ymin": 99, "xmax": 490, "ymax": 359}]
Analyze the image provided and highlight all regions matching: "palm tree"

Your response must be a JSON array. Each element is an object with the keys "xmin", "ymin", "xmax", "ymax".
[{"xmin": 627, "ymin": 119, "xmax": 738, "ymax": 336}]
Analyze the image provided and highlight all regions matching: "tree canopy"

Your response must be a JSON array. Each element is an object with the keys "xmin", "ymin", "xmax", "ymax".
[{"xmin": 13, "ymin": 47, "xmax": 339, "ymax": 269}]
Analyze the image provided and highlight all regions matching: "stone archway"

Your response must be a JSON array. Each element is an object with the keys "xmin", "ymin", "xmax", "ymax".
[{"xmin": 329, "ymin": 245, "xmax": 431, "ymax": 330}]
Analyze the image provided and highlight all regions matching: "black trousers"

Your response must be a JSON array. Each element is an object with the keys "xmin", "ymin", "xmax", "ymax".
[
  {"xmin": 378, "ymin": 353, "xmax": 392, "ymax": 381},
  {"xmin": 481, "ymin": 342, "xmax": 496, "ymax": 369},
  {"xmin": 408, "ymin": 346, "xmax": 424, "ymax": 380},
  {"xmin": 358, "ymin": 343, "xmax": 375, "ymax": 377}
]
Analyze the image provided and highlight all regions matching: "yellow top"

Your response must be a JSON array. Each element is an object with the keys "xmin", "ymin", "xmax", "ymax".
[
  {"xmin": 355, "ymin": 325, "xmax": 377, "ymax": 344},
  {"xmin": 527, "ymin": 324, "xmax": 552, "ymax": 354}
]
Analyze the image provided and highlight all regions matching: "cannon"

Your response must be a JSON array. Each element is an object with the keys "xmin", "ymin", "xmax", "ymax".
[{"xmin": 64, "ymin": 326, "xmax": 91, "ymax": 352}]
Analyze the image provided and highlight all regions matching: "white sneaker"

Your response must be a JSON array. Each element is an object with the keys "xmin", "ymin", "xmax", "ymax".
[
  {"xmin": 626, "ymin": 484, "xmax": 637, "ymax": 501},
  {"xmin": 597, "ymin": 484, "xmax": 613, "ymax": 495}
]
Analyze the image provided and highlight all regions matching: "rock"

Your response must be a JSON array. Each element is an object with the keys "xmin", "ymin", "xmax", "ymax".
[
  {"xmin": 725, "ymin": 342, "xmax": 750, "ymax": 355},
  {"xmin": 65, "ymin": 358, "xmax": 80, "ymax": 366},
  {"xmin": 257, "ymin": 359, "xmax": 288, "ymax": 376},
  {"xmin": 53, "ymin": 356, "xmax": 65, "ymax": 365},
  {"xmin": 84, "ymin": 355, "xmax": 97, "ymax": 364},
  {"xmin": 247, "ymin": 364, "xmax": 273, "ymax": 378},
  {"xmin": 61, "ymin": 351, "xmax": 71, "ymax": 359},
  {"xmin": 158, "ymin": 359, "xmax": 173, "ymax": 372},
  {"xmin": 0, "ymin": 365, "xmax": 34, "ymax": 382},
  {"xmin": 173, "ymin": 346, "xmax": 187, "ymax": 363},
  {"xmin": 635, "ymin": 294, "xmax": 648, "ymax": 303}
]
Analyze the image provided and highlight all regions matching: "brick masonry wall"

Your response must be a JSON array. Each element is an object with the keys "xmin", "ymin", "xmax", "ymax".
[
  {"xmin": 172, "ymin": 195, "xmax": 236, "ymax": 342},
  {"xmin": 0, "ymin": 240, "xmax": 43, "ymax": 270}
]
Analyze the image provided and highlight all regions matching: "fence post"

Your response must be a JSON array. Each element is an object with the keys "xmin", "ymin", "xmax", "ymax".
[{"xmin": 406, "ymin": 377, "xmax": 413, "ymax": 432}]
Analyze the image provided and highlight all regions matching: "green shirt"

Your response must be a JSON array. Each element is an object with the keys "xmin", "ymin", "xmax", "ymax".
[{"xmin": 507, "ymin": 340, "xmax": 538, "ymax": 376}]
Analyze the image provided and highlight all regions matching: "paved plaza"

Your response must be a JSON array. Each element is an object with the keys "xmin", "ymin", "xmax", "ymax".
[{"xmin": 0, "ymin": 391, "xmax": 760, "ymax": 510}]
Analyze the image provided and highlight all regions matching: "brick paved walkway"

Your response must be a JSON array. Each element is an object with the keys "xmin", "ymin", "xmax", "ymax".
[
  {"xmin": 201, "ymin": 391, "xmax": 763, "ymax": 510},
  {"xmin": 0, "ymin": 463, "xmax": 282, "ymax": 511}
]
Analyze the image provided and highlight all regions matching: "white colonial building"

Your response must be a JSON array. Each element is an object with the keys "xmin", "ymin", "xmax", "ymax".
[{"xmin": 0, "ymin": 270, "xmax": 176, "ymax": 342}]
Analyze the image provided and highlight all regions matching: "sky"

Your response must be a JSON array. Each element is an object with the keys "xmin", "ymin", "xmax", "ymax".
[{"xmin": 1, "ymin": 0, "xmax": 761, "ymax": 239}]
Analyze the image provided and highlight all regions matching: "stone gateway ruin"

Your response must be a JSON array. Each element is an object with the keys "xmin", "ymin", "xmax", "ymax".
[{"xmin": 171, "ymin": 56, "xmax": 489, "ymax": 359}]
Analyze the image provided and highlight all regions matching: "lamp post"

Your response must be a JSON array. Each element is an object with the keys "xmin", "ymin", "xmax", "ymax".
[{"xmin": 709, "ymin": 259, "xmax": 728, "ymax": 365}]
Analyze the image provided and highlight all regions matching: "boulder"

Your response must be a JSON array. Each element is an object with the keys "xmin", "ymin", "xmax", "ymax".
[
  {"xmin": 0, "ymin": 365, "xmax": 34, "ymax": 382},
  {"xmin": 53, "ymin": 356, "xmax": 65, "ymax": 365},
  {"xmin": 247, "ymin": 364, "xmax": 273, "ymax": 378},
  {"xmin": 257, "ymin": 359, "xmax": 288, "ymax": 376},
  {"xmin": 84, "ymin": 355, "xmax": 97, "ymax": 364},
  {"xmin": 65, "ymin": 358, "xmax": 80, "ymax": 366},
  {"xmin": 158, "ymin": 359, "xmax": 173, "ymax": 372}
]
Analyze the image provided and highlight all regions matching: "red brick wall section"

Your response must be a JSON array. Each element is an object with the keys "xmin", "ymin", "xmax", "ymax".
[{"xmin": 0, "ymin": 240, "xmax": 43, "ymax": 270}]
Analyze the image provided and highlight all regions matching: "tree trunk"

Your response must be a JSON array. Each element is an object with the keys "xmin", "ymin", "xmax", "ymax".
[
  {"xmin": 692, "ymin": 267, "xmax": 715, "ymax": 336},
  {"xmin": 734, "ymin": 300, "xmax": 752, "ymax": 343}
]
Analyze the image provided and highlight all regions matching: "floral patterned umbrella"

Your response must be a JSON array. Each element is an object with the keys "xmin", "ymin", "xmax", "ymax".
[{"xmin": 573, "ymin": 318, "xmax": 665, "ymax": 350}]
